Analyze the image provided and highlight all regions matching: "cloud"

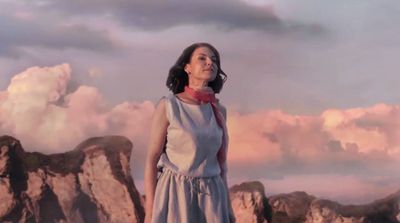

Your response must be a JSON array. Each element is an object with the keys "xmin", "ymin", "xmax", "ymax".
[
  {"xmin": 2, "ymin": 65, "xmax": 400, "ymax": 173},
  {"xmin": 0, "ymin": 13, "xmax": 117, "ymax": 58},
  {"xmin": 1, "ymin": 63, "xmax": 399, "ymax": 203},
  {"xmin": 0, "ymin": 64, "xmax": 154, "ymax": 160},
  {"xmin": 15, "ymin": 0, "xmax": 325, "ymax": 35},
  {"xmin": 88, "ymin": 67, "xmax": 103, "ymax": 78},
  {"xmin": 227, "ymin": 105, "xmax": 400, "ymax": 179}
]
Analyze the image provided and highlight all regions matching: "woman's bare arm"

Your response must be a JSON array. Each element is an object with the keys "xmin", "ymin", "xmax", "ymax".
[{"xmin": 144, "ymin": 98, "xmax": 169, "ymax": 218}]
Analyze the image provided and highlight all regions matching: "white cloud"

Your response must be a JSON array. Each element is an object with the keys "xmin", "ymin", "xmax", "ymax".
[{"xmin": 0, "ymin": 64, "xmax": 154, "ymax": 154}]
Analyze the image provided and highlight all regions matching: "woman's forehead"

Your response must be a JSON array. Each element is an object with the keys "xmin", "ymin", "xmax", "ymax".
[{"xmin": 192, "ymin": 47, "xmax": 216, "ymax": 58}]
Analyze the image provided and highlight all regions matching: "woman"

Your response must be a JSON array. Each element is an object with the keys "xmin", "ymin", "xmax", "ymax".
[{"xmin": 144, "ymin": 42, "xmax": 235, "ymax": 223}]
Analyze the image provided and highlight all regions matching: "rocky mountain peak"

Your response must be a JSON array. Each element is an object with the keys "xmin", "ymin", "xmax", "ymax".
[{"xmin": 0, "ymin": 135, "xmax": 144, "ymax": 223}]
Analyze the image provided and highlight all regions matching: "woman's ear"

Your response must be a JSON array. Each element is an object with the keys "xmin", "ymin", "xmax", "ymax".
[{"xmin": 184, "ymin": 64, "xmax": 191, "ymax": 74}]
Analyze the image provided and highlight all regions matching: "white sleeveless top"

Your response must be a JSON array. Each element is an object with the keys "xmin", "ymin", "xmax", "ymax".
[{"xmin": 157, "ymin": 94, "xmax": 223, "ymax": 177}]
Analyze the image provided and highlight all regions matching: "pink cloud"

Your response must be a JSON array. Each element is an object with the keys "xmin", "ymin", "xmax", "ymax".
[
  {"xmin": 226, "ymin": 101, "xmax": 399, "ymax": 205},
  {"xmin": 1, "ymin": 64, "xmax": 399, "ymax": 169},
  {"xmin": 0, "ymin": 64, "xmax": 154, "ymax": 154},
  {"xmin": 227, "ymin": 104, "xmax": 400, "ymax": 170},
  {"xmin": 1, "ymin": 64, "xmax": 399, "ymax": 203}
]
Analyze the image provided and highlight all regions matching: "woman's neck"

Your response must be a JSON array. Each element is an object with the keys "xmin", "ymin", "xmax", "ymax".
[
  {"xmin": 188, "ymin": 79, "xmax": 213, "ymax": 92},
  {"xmin": 189, "ymin": 85, "xmax": 212, "ymax": 91}
]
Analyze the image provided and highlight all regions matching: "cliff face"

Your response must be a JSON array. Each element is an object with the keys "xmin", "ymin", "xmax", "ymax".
[
  {"xmin": 270, "ymin": 191, "xmax": 400, "ymax": 223},
  {"xmin": 268, "ymin": 191, "xmax": 315, "ymax": 223},
  {"xmin": 229, "ymin": 181, "xmax": 271, "ymax": 223},
  {"xmin": 304, "ymin": 192, "xmax": 400, "ymax": 223},
  {"xmin": 229, "ymin": 182, "xmax": 400, "ymax": 223},
  {"xmin": 0, "ymin": 135, "xmax": 144, "ymax": 223}
]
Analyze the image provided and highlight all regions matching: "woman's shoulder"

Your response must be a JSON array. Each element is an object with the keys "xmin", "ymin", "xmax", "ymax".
[
  {"xmin": 155, "ymin": 94, "xmax": 176, "ymax": 121},
  {"xmin": 155, "ymin": 96, "xmax": 168, "ymax": 112},
  {"xmin": 156, "ymin": 93, "xmax": 174, "ymax": 104},
  {"xmin": 152, "ymin": 96, "xmax": 170, "ymax": 125}
]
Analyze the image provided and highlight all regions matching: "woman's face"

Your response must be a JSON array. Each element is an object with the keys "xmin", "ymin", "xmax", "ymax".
[{"xmin": 184, "ymin": 46, "xmax": 218, "ymax": 83}]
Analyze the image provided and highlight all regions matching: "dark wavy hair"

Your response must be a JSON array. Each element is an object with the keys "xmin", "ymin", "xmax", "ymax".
[{"xmin": 166, "ymin": 42, "xmax": 227, "ymax": 94}]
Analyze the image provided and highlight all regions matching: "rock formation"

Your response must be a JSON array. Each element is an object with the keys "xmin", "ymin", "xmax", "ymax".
[
  {"xmin": 269, "ymin": 191, "xmax": 315, "ymax": 223},
  {"xmin": 270, "ymin": 190, "xmax": 400, "ymax": 223},
  {"xmin": 229, "ymin": 181, "xmax": 271, "ymax": 223},
  {"xmin": 229, "ymin": 180, "xmax": 400, "ymax": 223},
  {"xmin": 304, "ymin": 191, "xmax": 400, "ymax": 223},
  {"xmin": 0, "ymin": 135, "xmax": 144, "ymax": 223}
]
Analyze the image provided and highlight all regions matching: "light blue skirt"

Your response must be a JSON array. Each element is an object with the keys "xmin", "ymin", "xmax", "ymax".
[{"xmin": 151, "ymin": 168, "xmax": 233, "ymax": 223}]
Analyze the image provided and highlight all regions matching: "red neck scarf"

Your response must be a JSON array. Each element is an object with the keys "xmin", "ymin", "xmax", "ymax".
[{"xmin": 184, "ymin": 85, "xmax": 227, "ymax": 176}]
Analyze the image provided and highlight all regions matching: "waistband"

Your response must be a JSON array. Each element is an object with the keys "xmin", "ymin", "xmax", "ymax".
[
  {"xmin": 160, "ymin": 167, "xmax": 219, "ymax": 179},
  {"xmin": 159, "ymin": 167, "xmax": 222, "ymax": 196}
]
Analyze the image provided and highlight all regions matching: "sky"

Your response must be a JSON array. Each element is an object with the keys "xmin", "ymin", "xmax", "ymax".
[{"xmin": 1, "ymin": 0, "xmax": 400, "ymax": 204}]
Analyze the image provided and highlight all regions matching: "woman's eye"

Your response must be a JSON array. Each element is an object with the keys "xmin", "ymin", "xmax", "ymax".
[{"xmin": 198, "ymin": 56, "xmax": 216, "ymax": 63}]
